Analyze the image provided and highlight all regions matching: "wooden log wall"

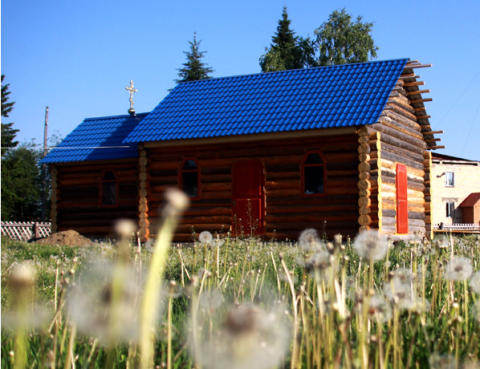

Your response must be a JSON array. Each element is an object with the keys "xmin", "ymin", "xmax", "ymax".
[
  {"xmin": 357, "ymin": 129, "xmax": 382, "ymax": 232},
  {"xmin": 55, "ymin": 159, "xmax": 139, "ymax": 236},
  {"xmin": 138, "ymin": 146, "xmax": 150, "ymax": 241},
  {"xmin": 373, "ymin": 75, "xmax": 429, "ymax": 236},
  {"xmin": 424, "ymin": 151, "xmax": 433, "ymax": 239},
  {"xmin": 145, "ymin": 134, "xmax": 359, "ymax": 241},
  {"xmin": 50, "ymin": 166, "xmax": 58, "ymax": 233}
]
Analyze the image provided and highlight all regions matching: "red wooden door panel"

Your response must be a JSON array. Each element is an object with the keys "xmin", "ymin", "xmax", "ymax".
[
  {"xmin": 232, "ymin": 160, "xmax": 265, "ymax": 236},
  {"xmin": 396, "ymin": 163, "xmax": 408, "ymax": 234}
]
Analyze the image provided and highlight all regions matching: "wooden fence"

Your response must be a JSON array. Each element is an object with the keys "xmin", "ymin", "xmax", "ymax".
[{"xmin": 1, "ymin": 221, "xmax": 52, "ymax": 241}]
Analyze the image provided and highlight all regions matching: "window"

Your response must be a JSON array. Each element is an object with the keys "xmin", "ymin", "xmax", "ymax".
[
  {"xmin": 181, "ymin": 159, "xmax": 199, "ymax": 198},
  {"xmin": 302, "ymin": 152, "xmax": 325, "ymax": 195},
  {"xmin": 445, "ymin": 172, "xmax": 455, "ymax": 187},
  {"xmin": 446, "ymin": 201, "xmax": 455, "ymax": 217},
  {"xmin": 101, "ymin": 171, "xmax": 118, "ymax": 206}
]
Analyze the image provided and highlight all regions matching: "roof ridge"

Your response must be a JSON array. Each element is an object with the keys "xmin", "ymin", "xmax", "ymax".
[
  {"xmin": 83, "ymin": 112, "xmax": 149, "ymax": 121},
  {"xmin": 175, "ymin": 58, "xmax": 410, "ymax": 86}
]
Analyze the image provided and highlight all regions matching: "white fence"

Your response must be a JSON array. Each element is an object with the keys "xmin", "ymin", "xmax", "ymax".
[
  {"xmin": 434, "ymin": 223, "xmax": 480, "ymax": 233},
  {"xmin": 1, "ymin": 221, "xmax": 52, "ymax": 241}
]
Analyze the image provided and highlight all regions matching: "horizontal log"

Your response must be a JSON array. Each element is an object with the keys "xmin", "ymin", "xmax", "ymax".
[
  {"xmin": 381, "ymin": 150, "xmax": 424, "ymax": 170},
  {"xmin": 406, "ymin": 89, "xmax": 430, "ymax": 96},
  {"xmin": 404, "ymin": 81, "xmax": 424, "ymax": 87},
  {"xmin": 181, "ymin": 216, "xmax": 232, "ymax": 224},
  {"xmin": 268, "ymin": 204, "xmax": 356, "ymax": 215},
  {"xmin": 266, "ymin": 214, "xmax": 357, "ymax": 224},
  {"xmin": 409, "ymin": 98, "xmax": 432, "ymax": 104}
]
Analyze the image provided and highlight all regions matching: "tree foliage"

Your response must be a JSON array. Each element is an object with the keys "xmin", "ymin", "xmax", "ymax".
[
  {"xmin": 1, "ymin": 144, "xmax": 42, "ymax": 220},
  {"xmin": 260, "ymin": 7, "xmax": 312, "ymax": 72},
  {"xmin": 259, "ymin": 8, "xmax": 378, "ymax": 71},
  {"xmin": 1, "ymin": 75, "xmax": 19, "ymax": 156},
  {"xmin": 176, "ymin": 33, "xmax": 213, "ymax": 83},
  {"xmin": 313, "ymin": 8, "xmax": 378, "ymax": 66}
]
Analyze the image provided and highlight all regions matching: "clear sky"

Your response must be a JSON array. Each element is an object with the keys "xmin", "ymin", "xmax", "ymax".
[{"xmin": 2, "ymin": 0, "xmax": 480, "ymax": 159}]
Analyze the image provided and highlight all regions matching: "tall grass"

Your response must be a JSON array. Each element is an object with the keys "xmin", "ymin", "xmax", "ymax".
[{"xmin": 2, "ymin": 215, "xmax": 480, "ymax": 368}]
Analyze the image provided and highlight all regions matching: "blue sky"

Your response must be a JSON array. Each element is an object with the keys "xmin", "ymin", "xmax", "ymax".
[{"xmin": 2, "ymin": 0, "xmax": 480, "ymax": 159}]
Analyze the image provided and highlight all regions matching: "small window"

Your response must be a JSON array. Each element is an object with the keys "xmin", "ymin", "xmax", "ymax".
[
  {"xmin": 302, "ymin": 152, "xmax": 325, "ymax": 195},
  {"xmin": 446, "ymin": 201, "xmax": 455, "ymax": 217},
  {"xmin": 445, "ymin": 172, "xmax": 455, "ymax": 187},
  {"xmin": 181, "ymin": 159, "xmax": 199, "ymax": 198},
  {"xmin": 101, "ymin": 171, "xmax": 117, "ymax": 206}
]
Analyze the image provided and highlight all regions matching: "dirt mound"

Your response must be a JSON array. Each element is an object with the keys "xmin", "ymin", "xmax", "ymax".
[{"xmin": 36, "ymin": 230, "xmax": 95, "ymax": 247}]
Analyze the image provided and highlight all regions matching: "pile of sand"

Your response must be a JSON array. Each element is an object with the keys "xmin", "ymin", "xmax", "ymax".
[{"xmin": 35, "ymin": 230, "xmax": 95, "ymax": 247}]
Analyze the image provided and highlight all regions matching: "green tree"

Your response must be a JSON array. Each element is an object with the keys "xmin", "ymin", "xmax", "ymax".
[
  {"xmin": 176, "ymin": 33, "xmax": 213, "ymax": 83},
  {"xmin": 313, "ymin": 9, "xmax": 378, "ymax": 66},
  {"xmin": 1, "ymin": 74, "xmax": 19, "ymax": 156},
  {"xmin": 260, "ymin": 7, "xmax": 312, "ymax": 72},
  {"xmin": 1, "ymin": 144, "xmax": 42, "ymax": 220}
]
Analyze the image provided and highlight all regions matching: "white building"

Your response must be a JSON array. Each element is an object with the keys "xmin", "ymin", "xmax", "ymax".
[{"xmin": 431, "ymin": 153, "xmax": 480, "ymax": 226}]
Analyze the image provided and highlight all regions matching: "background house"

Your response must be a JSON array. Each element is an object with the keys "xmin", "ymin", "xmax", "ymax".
[{"xmin": 431, "ymin": 153, "xmax": 480, "ymax": 225}]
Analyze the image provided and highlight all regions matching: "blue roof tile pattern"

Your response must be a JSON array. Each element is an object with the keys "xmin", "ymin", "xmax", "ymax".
[
  {"xmin": 124, "ymin": 59, "xmax": 408, "ymax": 143},
  {"xmin": 41, "ymin": 113, "xmax": 148, "ymax": 164}
]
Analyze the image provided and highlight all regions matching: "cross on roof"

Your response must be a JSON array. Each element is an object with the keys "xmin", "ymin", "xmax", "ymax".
[{"xmin": 125, "ymin": 80, "xmax": 138, "ymax": 115}]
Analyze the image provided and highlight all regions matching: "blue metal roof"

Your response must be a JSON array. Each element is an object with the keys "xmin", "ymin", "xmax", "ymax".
[
  {"xmin": 124, "ymin": 59, "xmax": 408, "ymax": 143},
  {"xmin": 41, "ymin": 113, "xmax": 148, "ymax": 164}
]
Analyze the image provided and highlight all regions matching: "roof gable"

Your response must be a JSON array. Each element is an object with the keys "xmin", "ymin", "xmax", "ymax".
[
  {"xmin": 124, "ymin": 59, "xmax": 408, "ymax": 144},
  {"xmin": 41, "ymin": 113, "xmax": 148, "ymax": 164}
]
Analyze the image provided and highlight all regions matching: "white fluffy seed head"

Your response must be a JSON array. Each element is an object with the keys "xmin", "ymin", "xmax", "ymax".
[
  {"xmin": 352, "ymin": 230, "xmax": 388, "ymax": 262},
  {"xmin": 444, "ymin": 256, "xmax": 473, "ymax": 281},
  {"xmin": 469, "ymin": 271, "xmax": 480, "ymax": 294},
  {"xmin": 298, "ymin": 228, "xmax": 321, "ymax": 251},
  {"xmin": 114, "ymin": 219, "xmax": 137, "ymax": 238},
  {"xmin": 199, "ymin": 231, "xmax": 213, "ymax": 245}
]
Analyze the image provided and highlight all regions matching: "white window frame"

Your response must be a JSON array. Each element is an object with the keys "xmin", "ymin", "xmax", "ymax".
[
  {"xmin": 446, "ymin": 201, "xmax": 455, "ymax": 218},
  {"xmin": 445, "ymin": 172, "xmax": 455, "ymax": 187}
]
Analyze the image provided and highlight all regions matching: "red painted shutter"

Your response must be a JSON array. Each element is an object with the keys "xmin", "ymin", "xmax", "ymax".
[{"xmin": 396, "ymin": 163, "xmax": 408, "ymax": 234}]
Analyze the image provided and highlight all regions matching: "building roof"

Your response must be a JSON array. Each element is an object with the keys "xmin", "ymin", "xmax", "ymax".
[
  {"xmin": 41, "ymin": 113, "xmax": 148, "ymax": 164},
  {"xmin": 124, "ymin": 58, "xmax": 408, "ymax": 143},
  {"xmin": 459, "ymin": 193, "xmax": 480, "ymax": 207},
  {"xmin": 432, "ymin": 153, "xmax": 478, "ymax": 162}
]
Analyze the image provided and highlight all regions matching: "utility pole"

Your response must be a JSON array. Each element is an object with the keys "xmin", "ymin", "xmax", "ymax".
[{"xmin": 43, "ymin": 106, "xmax": 49, "ymax": 157}]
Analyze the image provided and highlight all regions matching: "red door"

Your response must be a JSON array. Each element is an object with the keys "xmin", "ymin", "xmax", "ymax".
[
  {"xmin": 396, "ymin": 163, "xmax": 408, "ymax": 234},
  {"xmin": 232, "ymin": 160, "xmax": 265, "ymax": 236}
]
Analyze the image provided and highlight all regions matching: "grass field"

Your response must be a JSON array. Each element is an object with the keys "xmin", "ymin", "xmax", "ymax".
[{"xmin": 2, "ymin": 218, "xmax": 480, "ymax": 369}]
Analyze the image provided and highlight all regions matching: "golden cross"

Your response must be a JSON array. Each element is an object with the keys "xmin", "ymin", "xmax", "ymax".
[{"xmin": 125, "ymin": 80, "xmax": 138, "ymax": 113}]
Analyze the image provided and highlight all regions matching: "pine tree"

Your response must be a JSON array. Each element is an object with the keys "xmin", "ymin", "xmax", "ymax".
[
  {"xmin": 1, "ymin": 74, "xmax": 19, "ymax": 156},
  {"xmin": 259, "ymin": 7, "xmax": 311, "ymax": 72},
  {"xmin": 176, "ymin": 33, "xmax": 213, "ymax": 83},
  {"xmin": 314, "ymin": 9, "xmax": 378, "ymax": 66}
]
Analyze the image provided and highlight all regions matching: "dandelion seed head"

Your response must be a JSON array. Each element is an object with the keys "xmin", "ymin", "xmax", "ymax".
[
  {"xmin": 429, "ymin": 353, "xmax": 456, "ymax": 369},
  {"xmin": 444, "ymin": 256, "xmax": 473, "ymax": 281},
  {"xmin": 190, "ymin": 302, "xmax": 290, "ymax": 369},
  {"xmin": 163, "ymin": 188, "xmax": 190, "ymax": 217},
  {"xmin": 8, "ymin": 262, "xmax": 36, "ymax": 289},
  {"xmin": 383, "ymin": 276, "xmax": 414, "ymax": 310},
  {"xmin": 469, "ymin": 271, "xmax": 480, "ymax": 294},
  {"xmin": 114, "ymin": 219, "xmax": 137, "ymax": 238},
  {"xmin": 67, "ymin": 260, "xmax": 151, "ymax": 346},
  {"xmin": 199, "ymin": 231, "xmax": 213, "ymax": 245},
  {"xmin": 353, "ymin": 230, "xmax": 387, "ymax": 261},
  {"xmin": 364, "ymin": 295, "xmax": 392, "ymax": 322},
  {"xmin": 298, "ymin": 228, "xmax": 321, "ymax": 251}
]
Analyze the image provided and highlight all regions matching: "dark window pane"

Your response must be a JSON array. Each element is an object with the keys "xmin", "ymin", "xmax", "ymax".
[
  {"xmin": 183, "ymin": 160, "xmax": 198, "ymax": 170},
  {"xmin": 305, "ymin": 153, "xmax": 323, "ymax": 164},
  {"xmin": 304, "ymin": 166, "xmax": 324, "ymax": 194},
  {"xmin": 102, "ymin": 182, "xmax": 117, "ymax": 205},
  {"xmin": 103, "ymin": 171, "xmax": 115, "ymax": 181},
  {"xmin": 182, "ymin": 171, "xmax": 198, "ymax": 197}
]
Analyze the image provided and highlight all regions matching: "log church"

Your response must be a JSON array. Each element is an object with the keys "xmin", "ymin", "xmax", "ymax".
[{"xmin": 42, "ymin": 59, "xmax": 441, "ymax": 241}]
